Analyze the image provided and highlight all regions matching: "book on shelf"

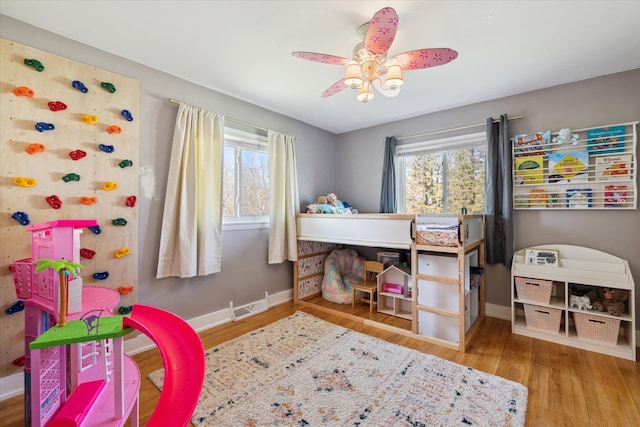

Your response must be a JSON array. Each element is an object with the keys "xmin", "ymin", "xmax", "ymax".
[
  {"xmin": 514, "ymin": 194, "xmax": 529, "ymax": 208},
  {"xmin": 587, "ymin": 125, "xmax": 626, "ymax": 154},
  {"xmin": 548, "ymin": 151, "xmax": 589, "ymax": 183},
  {"xmin": 604, "ymin": 185, "xmax": 627, "ymax": 207},
  {"xmin": 515, "ymin": 155, "xmax": 544, "ymax": 184},
  {"xmin": 514, "ymin": 131, "xmax": 550, "ymax": 156},
  {"xmin": 595, "ymin": 154, "xmax": 631, "ymax": 179},
  {"xmin": 566, "ymin": 188, "xmax": 592, "ymax": 208},
  {"xmin": 529, "ymin": 189, "xmax": 548, "ymax": 207}
]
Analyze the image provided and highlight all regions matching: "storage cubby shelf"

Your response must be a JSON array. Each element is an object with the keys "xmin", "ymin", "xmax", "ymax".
[{"xmin": 511, "ymin": 244, "xmax": 636, "ymax": 360}]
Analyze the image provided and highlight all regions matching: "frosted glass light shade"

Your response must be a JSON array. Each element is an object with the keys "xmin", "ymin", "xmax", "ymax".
[
  {"xmin": 385, "ymin": 65, "xmax": 404, "ymax": 89},
  {"xmin": 344, "ymin": 63, "xmax": 363, "ymax": 88}
]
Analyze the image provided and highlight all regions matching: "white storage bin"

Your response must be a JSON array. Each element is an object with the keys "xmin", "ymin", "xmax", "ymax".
[{"xmin": 418, "ymin": 310, "xmax": 460, "ymax": 343}]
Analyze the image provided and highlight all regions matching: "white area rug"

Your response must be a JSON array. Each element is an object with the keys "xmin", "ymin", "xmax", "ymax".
[{"xmin": 149, "ymin": 311, "xmax": 527, "ymax": 426}]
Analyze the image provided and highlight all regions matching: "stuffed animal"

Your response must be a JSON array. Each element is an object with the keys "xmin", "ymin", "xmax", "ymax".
[
  {"xmin": 590, "ymin": 287, "xmax": 629, "ymax": 316},
  {"xmin": 315, "ymin": 195, "xmax": 328, "ymax": 205},
  {"xmin": 326, "ymin": 193, "xmax": 338, "ymax": 207},
  {"xmin": 569, "ymin": 294, "xmax": 592, "ymax": 310},
  {"xmin": 552, "ymin": 128, "xmax": 580, "ymax": 145}
]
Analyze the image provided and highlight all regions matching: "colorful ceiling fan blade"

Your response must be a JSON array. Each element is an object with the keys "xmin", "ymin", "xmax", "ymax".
[
  {"xmin": 392, "ymin": 48, "xmax": 459, "ymax": 70},
  {"xmin": 364, "ymin": 7, "xmax": 399, "ymax": 55},
  {"xmin": 292, "ymin": 51, "xmax": 350, "ymax": 66},
  {"xmin": 321, "ymin": 80, "xmax": 349, "ymax": 98}
]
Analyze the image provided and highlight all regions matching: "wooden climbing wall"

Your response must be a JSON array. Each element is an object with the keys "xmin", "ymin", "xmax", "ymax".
[{"xmin": 0, "ymin": 38, "xmax": 139, "ymax": 376}]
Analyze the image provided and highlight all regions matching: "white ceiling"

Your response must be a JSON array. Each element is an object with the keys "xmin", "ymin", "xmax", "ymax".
[{"xmin": 2, "ymin": 1, "xmax": 639, "ymax": 134}]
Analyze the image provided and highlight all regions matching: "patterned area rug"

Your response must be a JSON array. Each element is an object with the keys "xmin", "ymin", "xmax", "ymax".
[{"xmin": 149, "ymin": 311, "xmax": 527, "ymax": 426}]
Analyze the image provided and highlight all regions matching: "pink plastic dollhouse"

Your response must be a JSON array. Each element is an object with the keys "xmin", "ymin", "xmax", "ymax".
[{"xmin": 11, "ymin": 220, "xmax": 205, "ymax": 426}]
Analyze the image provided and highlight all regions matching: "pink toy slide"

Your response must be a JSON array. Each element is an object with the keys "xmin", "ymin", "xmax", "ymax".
[{"xmin": 123, "ymin": 305, "xmax": 205, "ymax": 427}]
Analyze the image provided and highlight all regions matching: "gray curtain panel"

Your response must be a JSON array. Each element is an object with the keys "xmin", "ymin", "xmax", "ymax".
[
  {"xmin": 485, "ymin": 115, "xmax": 514, "ymax": 266},
  {"xmin": 380, "ymin": 136, "xmax": 397, "ymax": 213}
]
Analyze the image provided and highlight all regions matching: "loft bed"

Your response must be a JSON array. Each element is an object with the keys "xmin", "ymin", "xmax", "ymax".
[{"xmin": 293, "ymin": 212, "xmax": 486, "ymax": 351}]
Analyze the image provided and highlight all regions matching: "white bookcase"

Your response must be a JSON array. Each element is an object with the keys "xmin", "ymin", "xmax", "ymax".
[
  {"xmin": 512, "ymin": 122, "xmax": 637, "ymax": 210},
  {"xmin": 511, "ymin": 244, "xmax": 636, "ymax": 361}
]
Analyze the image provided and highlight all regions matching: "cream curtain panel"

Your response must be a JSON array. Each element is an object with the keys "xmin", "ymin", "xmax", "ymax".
[
  {"xmin": 156, "ymin": 103, "xmax": 224, "ymax": 278},
  {"xmin": 268, "ymin": 131, "xmax": 299, "ymax": 264}
]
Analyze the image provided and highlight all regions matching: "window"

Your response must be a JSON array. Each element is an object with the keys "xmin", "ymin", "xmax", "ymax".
[
  {"xmin": 397, "ymin": 132, "xmax": 486, "ymax": 214},
  {"xmin": 223, "ymin": 128, "xmax": 269, "ymax": 228}
]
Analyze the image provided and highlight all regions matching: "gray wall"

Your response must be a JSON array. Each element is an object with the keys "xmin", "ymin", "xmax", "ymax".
[
  {"xmin": 2, "ymin": 14, "xmax": 639, "ymax": 324},
  {"xmin": 1, "ymin": 15, "xmax": 337, "ymax": 320},
  {"xmin": 336, "ymin": 69, "xmax": 640, "ymax": 317}
]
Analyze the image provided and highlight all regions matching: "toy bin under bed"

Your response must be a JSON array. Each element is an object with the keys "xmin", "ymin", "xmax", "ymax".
[{"xmin": 415, "ymin": 215, "xmax": 483, "ymax": 247}]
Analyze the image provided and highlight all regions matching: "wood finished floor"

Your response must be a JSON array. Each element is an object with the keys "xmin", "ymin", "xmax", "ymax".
[{"xmin": 1, "ymin": 301, "xmax": 638, "ymax": 426}]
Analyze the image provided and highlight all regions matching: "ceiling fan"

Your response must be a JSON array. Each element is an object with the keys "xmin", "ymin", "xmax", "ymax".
[{"xmin": 292, "ymin": 7, "xmax": 458, "ymax": 103}]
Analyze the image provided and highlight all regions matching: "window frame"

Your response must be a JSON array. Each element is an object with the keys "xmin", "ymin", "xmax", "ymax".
[
  {"xmin": 222, "ymin": 127, "xmax": 269, "ymax": 231},
  {"xmin": 396, "ymin": 131, "xmax": 486, "ymax": 214}
]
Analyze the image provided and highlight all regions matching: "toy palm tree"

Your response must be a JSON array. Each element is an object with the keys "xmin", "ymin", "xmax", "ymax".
[{"xmin": 34, "ymin": 258, "xmax": 83, "ymax": 327}]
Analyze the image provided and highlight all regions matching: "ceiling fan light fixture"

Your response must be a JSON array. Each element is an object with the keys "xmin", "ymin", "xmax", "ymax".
[
  {"xmin": 385, "ymin": 64, "xmax": 404, "ymax": 90},
  {"xmin": 292, "ymin": 7, "xmax": 458, "ymax": 104},
  {"xmin": 356, "ymin": 81, "xmax": 374, "ymax": 103},
  {"xmin": 344, "ymin": 63, "xmax": 363, "ymax": 88}
]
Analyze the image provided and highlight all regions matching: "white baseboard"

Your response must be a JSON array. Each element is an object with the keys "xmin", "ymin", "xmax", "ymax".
[
  {"xmin": 0, "ymin": 289, "xmax": 293, "ymax": 401},
  {"xmin": 486, "ymin": 302, "xmax": 512, "ymax": 321}
]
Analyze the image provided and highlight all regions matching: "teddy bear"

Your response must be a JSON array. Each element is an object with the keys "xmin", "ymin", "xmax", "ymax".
[
  {"xmin": 326, "ymin": 193, "xmax": 338, "ymax": 207},
  {"xmin": 589, "ymin": 287, "xmax": 629, "ymax": 316},
  {"xmin": 315, "ymin": 195, "xmax": 328, "ymax": 205}
]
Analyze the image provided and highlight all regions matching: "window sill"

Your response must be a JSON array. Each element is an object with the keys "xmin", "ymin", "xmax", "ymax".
[{"xmin": 222, "ymin": 220, "xmax": 269, "ymax": 232}]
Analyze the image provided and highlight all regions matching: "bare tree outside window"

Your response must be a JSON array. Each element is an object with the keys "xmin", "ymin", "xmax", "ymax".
[
  {"xmin": 400, "ymin": 136, "xmax": 486, "ymax": 214},
  {"xmin": 223, "ymin": 132, "xmax": 270, "ymax": 222}
]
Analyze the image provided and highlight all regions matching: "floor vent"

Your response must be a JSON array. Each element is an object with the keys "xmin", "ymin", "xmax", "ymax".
[{"xmin": 230, "ymin": 291, "xmax": 269, "ymax": 321}]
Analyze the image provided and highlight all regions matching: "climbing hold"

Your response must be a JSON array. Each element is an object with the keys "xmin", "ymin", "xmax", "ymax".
[
  {"xmin": 93, "ymin": 271, "xmax": 109, "ymax": 280},
  {"xmin": 47, "ymin": 101, "xmax": 67, "ymax": 111},
  {"xmin": 114, "ymin": 247, "xmax": 130, "ymax": 258},
  {"xmin": 125, "ymin": 195, "xmax": 137, "ymax": 207},
  {"xmin": 81, "ymin": 115, "xmax": 99, "ymax": 124},
  {"xmin": 118, "ymin": 306, "xmax": 132, "ymax": 315},
  {"xmin": 88, "ymin": 225, "xmax": 102, "ymax": 235},
  {"xmin": 112, "ymin": 218, "xmax": 127, "ymax": 226},
  {"xmin": 26, "ymin": 143, "xmax": 45, "ymax": 155},
  {"xmin": 24, "ymin": 58, "xmax": 44, "ymax": 71},
  {"xmin": 118, "ymin": 285, "xmax": 134, "ymax": 295},
  {"xmin": 13, "ymin": 86, "xmax": 34, "ymax": 97},
  {"xmin": 101, "ymin": 82, "xmax": 116, "ymax": 93},
  {"xmin": 6, "ymin": 301, "xmax": 25, "ymax": 314},
  {"xmin": 35, "ymin": 122, "xmax": 55, "ymax": 132},
  {"xmin": 69, "ymin": 149, "xmax": 87, "ymax": 160},
  {"xmin": 12, "ymin": 211, "xmax": 30, "ymax": 226},
  {"xmin": 80, "ymin": 248, "xmax": 96, "ymax": 259},
  {"xmin": 46, "ymin": 195, "xmax": 62, "ymax": 209},
  {"xmin": 119, "ymin": 159, "xmax": 133, "ymax": 168},
  {"xmin": 121, "ymin": 109, "xmax": 134, "ymax": 121},
  {"xmin": 12, "ymin": 356, "xmax": 26, "ymax": 367},
  {"xmin": 72, "ymin": 80, "xmax": 88, "ymax": 93},
  {"xmin": 99, "ymin": 144, "xmax": 115, "ymax": 153},
  {"xmin": 102, "ymin": 181, "xmax": 119, "ymax": 191},
  {"xmin": 13, "ymin": 177, "xmax": 37, "ymax": 187},
  {"xmin": 106, "ymin": 125, "xmax": 121, "ymax": 134},
  {"xmin": 62, "ymin": 173, "xmax": 80, "ymax": 182},
  {"xmin": 80, "ymin": 196, "xmax": 98, "ymax": 205}
]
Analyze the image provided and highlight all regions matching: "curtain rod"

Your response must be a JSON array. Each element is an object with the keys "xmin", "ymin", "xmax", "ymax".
[
  {"xmin": 169, "ymin": 98, "xmax": 270, "ymax": 133},
  {"xmin": 383, "ymin": 115, "xmax": 523, "ymax": 143}
]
